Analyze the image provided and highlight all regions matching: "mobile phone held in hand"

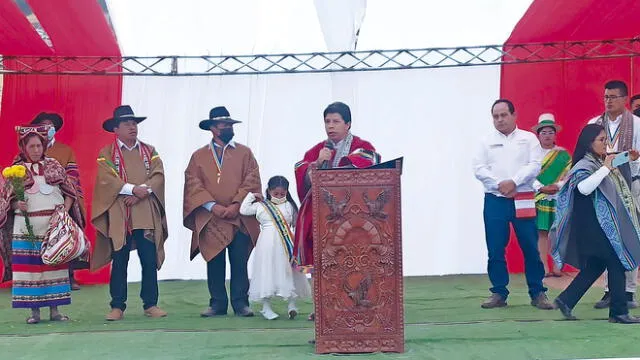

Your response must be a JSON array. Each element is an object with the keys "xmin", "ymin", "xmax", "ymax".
[{"xmin": 612, "ymin": 151, "xmax": 630, "ymax": 168}]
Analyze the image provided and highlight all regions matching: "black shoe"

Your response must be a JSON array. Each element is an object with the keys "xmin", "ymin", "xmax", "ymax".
[
  {"xmin": 609, "ymin": 314, "xmax": 640, "ymax": 324},
  {"xmin": 235, "ymin": 307, "xmax": 254, "ymax": 317},
  {"xmin": 554, "ymin": 298, "xmax": 576, "ymax": 320},
  {"xmin": 594, "ymin": 292, "xmax": 610, "ymax": 309},
  {"xmin": 200, "ymin": 307, "xmax": 227, "ymax": 317}
]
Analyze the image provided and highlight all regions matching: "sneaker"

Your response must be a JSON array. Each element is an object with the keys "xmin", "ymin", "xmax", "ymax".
[
  {"xmin": 481, "ymin": 293, "xmax": 507, "ymax": 309},
  {"xmin": 287, "ymin": 298, "xmax": 298, "ymax": 320},
  {"xmin": 594, "ymin": 292, "xmax": 611, "ymax": 309},
  {"xmin": 261, "ymin": 307, "xmax": 279, "ymax": 320}
]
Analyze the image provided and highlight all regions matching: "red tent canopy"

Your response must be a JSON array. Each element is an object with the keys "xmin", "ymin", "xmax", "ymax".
[{"xmin": 501, "ymin": 0, "xmax": 640, "ymax": 272}]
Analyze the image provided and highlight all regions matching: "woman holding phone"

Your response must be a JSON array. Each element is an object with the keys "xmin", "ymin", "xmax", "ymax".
[{"xmin": 550, "ymin": 124, "xmax": 640, "ymax": 323}]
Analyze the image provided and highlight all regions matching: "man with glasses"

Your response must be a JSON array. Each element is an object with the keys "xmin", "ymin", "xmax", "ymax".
[{"xmin": 589, "ymin": 80, "xmax": 640, "ymax": 309}]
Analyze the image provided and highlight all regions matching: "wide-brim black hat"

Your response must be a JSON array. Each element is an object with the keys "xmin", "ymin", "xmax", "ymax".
[
  {"xmin": 31, "ymin": 112, "xmax": 64, "ymax": 131},
  {"xmin": 103, "ymin": 105, "xmax": 147, "ymax": 132},
  {"xmin": 199, "ymin": 106, "xmax": 241, "ymax": 130}
]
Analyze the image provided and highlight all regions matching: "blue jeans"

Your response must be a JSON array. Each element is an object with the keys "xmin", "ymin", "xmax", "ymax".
[{"xmin": 483, "ymin": 193, "xmax": 547, "ymax": 299}]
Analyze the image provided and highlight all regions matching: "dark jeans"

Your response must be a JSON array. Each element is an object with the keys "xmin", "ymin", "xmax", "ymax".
[
  {"xmin": 483, "ymin": 193, "xmax": 547, "ymax": 299},
  {"xmin": 109, "ymin": 230, "xmax": 159, "ymax": 311},
  {"xmin": 558, "ymin": 253, "xmax": 628, "ymax": 317},
  {"xmin": 206, "ymin": 231, "xmax": 251, "ymax": 314}
]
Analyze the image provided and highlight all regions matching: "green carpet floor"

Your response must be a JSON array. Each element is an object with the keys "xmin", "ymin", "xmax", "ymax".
[{"xmin": 0, "ymin": 275, "xmax": 638, "ymax": 359}]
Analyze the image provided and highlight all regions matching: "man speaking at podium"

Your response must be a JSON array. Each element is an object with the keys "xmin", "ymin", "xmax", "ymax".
[{"xmin": 293, "ymin": 101, "xmax": 380, "ymax": 321}]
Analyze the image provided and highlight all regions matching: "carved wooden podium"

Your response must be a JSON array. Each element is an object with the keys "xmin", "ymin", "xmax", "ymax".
[{"xmin": 311, "ymin": 159, "xmax": 404, "ymax": 354}]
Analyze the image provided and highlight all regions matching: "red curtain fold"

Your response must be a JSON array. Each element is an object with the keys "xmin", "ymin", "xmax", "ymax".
[
  {"xmin": 26, "ymin": 0, "xmax": 120, "ymax": 56},
  {"xmin": 500, "ymin": 0, "xmax": 640, "ymax": 273},
  {"xmin": 0, "ymin": 0, "xmax": 121, "ymax": 285},
  {"xmin": 0, "ymin": 0, "xmax": 52, "ymax": 55}
]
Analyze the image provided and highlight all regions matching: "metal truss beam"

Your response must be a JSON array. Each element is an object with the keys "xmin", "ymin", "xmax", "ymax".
[{"xmin": 1, "ymin": 38, "xmax": 639, "ymax": 76}]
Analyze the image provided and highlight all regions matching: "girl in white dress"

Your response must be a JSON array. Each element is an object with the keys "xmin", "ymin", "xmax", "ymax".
[{"xmin": 240, "ymin": 176, "xmax": 311, "ymax": 320}]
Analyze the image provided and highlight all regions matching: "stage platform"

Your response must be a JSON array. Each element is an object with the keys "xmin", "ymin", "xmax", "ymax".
[{"xmin": 0, "ymin": 274, "xmax": 638, "ymax": 359}]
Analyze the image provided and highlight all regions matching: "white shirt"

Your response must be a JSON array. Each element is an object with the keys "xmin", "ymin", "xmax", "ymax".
[
  {"xmin": 588, "ymin": 112, "xmax": 640, "ymax": 177},
  {"xmin": 472, "ymin": 127, "xmax": 542, "ymax": 196},
  {"xmin": 116, "ymin": 138, "xmax": 152, "ymax": 196},
  {"xmin": 577, "ymin": 166, "xmax": 610, "ymax": 195}
]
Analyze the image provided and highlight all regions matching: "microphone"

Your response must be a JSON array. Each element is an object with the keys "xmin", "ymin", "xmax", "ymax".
[{"xmin": 320, "ymin": 142, "xmax": 334, "ymax": 169}]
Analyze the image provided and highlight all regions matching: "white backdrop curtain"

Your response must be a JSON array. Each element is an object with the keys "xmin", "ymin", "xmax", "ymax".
[{"xmin": 121, "ymin": 65, "xmax": 500, "ymax": 281}]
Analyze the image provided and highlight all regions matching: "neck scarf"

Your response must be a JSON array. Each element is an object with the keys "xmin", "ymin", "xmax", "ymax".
[
  {"xmin": 596, "ymin": 110, "xmax": 634, "ymax": 152},
  {"xmin": 330, "ymin": 132, "xmax": 354, "ymax": 168}
]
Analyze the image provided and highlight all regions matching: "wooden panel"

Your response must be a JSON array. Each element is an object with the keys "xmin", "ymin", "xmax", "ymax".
[{"xmin": 312, "ymin": 163, "xmax": 404, "ymax": 354}]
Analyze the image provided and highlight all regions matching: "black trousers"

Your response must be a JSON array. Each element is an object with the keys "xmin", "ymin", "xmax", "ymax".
[
  {"xmin": 109, "ymin": 230, "xmax": 159, "ymax": 311},
  {"xmin": 557, "ymin": 250, "xmax": 628, "ymax": 317},
  {"xmin": 206, "ymin": 231, "xmax": 251, "ymax": 313}
]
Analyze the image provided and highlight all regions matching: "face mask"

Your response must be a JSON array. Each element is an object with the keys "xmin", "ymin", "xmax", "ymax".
[
  {"xmin": 270, "ymin": 196, "xmax": 287, "ymax": 205},
  {"xmin": 47, "ymin": 127, "xmax": 56, "ymax": 140},
  {"xmin": 219, "ymin": 128, "xmax": 234, "ymax": 143}
]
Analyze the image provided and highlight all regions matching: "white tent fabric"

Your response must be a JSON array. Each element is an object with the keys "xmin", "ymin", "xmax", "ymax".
[
  {"xmin": 122, "ymin": 66, "xmax": 499, "ymax": 281},
  {"xmin": 314, "ymin": 0, "xmax": 367, "ymax": 51},
  {"xmin": 104, "ymin": 0, "xmax": 534, "ymax": 281}
]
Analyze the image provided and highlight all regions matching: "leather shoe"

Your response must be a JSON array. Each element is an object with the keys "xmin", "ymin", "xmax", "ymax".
[
  {"xmin": 200, "ymin": 307, "xmax": 227, "ymax": 317},
  {"xmin": 481, "ymin": 293, "xmax": 507, "ymax": 309},
  {"xmin": 105, "ymin": 308, "xmax": 124, "ymax": 321},
  {"xmin": 531, "ymin": 292, "xmax": 554, "ymax": 310},
  {"xmin": 554, "ymin": 298, "xmax": 576, "ymax": 320},
  {"xmin": 235, "ymin": 307, "xmax": 254, "ymax": 317},
  {"xmin": 144, "ymin": 306, "xmax": 167, "ymax": 318},
  {"xmin": 608, "ymin": 314, "xmax": 640, "ymax": 324},
  {"xmin": 594, "ymin": 292, "xmax": 610, "ymax": 309}
]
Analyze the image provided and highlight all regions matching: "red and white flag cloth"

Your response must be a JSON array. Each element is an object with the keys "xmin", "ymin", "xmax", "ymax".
[{"xmin": 514, "ymin": 191, "xmax": 536, "ymax": 219}]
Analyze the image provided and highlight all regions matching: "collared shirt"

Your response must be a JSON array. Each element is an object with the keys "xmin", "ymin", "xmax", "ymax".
[
  {"xmin": 117, "ymin": 138, "xmax": 140, "ymax": 152},
  {"xmin": 473, "ymin": 127, "xmax": 542, "ymax": 196},
  {"xmin": 588, "ymin": 111, "xmax": 640, "ymax": 177},
  {"xmin": 116, "ymin": 138, "xmax": 151, "ymax": 196},
  {"xmin": 211, "ymin": 140, "xmax": 236, "ymax": 166}
]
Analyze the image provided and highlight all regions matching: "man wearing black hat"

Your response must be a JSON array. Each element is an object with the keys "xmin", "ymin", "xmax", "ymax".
[
  {"xmin": 92, "ymin": 105, "xmax": 169, "ymax": 321},
  {"xmin": 29, "ymin": 112, "xmax": 87, "ymax": 290},
  {"xmin": 183, "ymin": 106, "xmax": 261, "ymax": 317}
]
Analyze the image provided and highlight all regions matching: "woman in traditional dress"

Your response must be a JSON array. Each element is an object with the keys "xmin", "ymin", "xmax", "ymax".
[
  {"xmin": 0, "ymin": 125, "xmax": 84, "ymax": 324},
  {"xmin": 531, "ymin": 114, "xmax": 572, "ymax": 277},
  {"xmin": 551, "ymin": 124, "xmax": 640, "ymax": 323}
]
